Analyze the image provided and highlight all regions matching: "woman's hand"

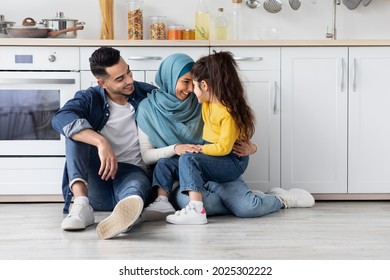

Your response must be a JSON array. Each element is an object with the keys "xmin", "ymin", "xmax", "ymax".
[
  {"xmin": 174, "ymin": 144, "xmax": 203, "ymax": 155},
  {"xmin": 233, "ymin": 140, "xmax": 258, "ymax": 157}
]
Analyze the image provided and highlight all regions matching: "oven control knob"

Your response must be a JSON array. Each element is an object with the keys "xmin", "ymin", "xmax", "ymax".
[{"xmin": 48, "ymin": 55, "xmax": 56, "ymax": 62}]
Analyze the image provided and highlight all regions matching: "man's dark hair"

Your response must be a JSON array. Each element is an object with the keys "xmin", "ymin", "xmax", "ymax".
[{"xmin": 89, "ymin": 47, "xmax": 121, "ymax": 78}]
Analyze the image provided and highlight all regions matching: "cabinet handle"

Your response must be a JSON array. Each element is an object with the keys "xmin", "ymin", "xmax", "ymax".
[
  {"xmin": 353, "ymin": 58, "xmax": 358, "ymax": 92},
  {"xmin": 340, "ymin": 58, "xmax": 345, "ymax": 92},
  {"xmin": 234, "ymin": 57, "xmax": 263, "ymax": 62},
  {"xmin": 273, "ymin": 81, "xmax": 278, "ymax": 115},
  {"xmin": 0, "ymin": 78, "xmax": 76, "ymax": 84},
  {"xmin": 127, "ymin": 56, "xmax": 163, "ymax": 61}
]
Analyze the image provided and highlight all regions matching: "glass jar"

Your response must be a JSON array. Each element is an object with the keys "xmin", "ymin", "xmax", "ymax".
[
  {"xmin": 149, "ymin": 16, "xmax": 166, "ymax": 40},
  {"xmin": 182, "ymin": 29, "xmax": 195, "ymax": 40},
  {"xmin": 127, "ymin": 0, "xmax": 143, "ymax": 40},
  {"xmin": 168, "ymin": 25, "xmax": 184, "ymax": 40}
]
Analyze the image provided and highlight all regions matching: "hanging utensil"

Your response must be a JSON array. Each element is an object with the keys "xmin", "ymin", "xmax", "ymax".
[
  {"xmin": 342, "ymin": 0, "xmax": 362, "ymax": 10},
  {"xmin": 289, "ymin": 0, "xmax": 301, "ymax": 10},
  {"xmin": 246, "ymin": 0, "xmax": 261, "ymax": 9},
  {"xmin": 263, "ymin": 0, "xmax": 282, "ymax": 13}
]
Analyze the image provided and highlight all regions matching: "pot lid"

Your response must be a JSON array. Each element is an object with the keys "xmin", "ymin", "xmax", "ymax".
[
  {"xmin": 42, "ymin": 12, "xmax": 78, "ymax": 21},
  {"xmin": 7, "ymin": 17, "xmax": 51, "ymax": 30},
  {"xmin": 0, "ymin": 15, "xmax": 15, "ymax": 25}
]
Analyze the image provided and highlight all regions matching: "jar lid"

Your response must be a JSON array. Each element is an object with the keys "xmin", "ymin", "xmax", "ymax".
[{"xmin": 232, "ymin": 0, "xmax": 243, "ymax": 3}]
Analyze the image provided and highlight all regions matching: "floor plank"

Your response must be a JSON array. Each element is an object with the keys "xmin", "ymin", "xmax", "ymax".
[{"xmin": 1, "ymin": 201, "xmax": 389, "ymax": 260}]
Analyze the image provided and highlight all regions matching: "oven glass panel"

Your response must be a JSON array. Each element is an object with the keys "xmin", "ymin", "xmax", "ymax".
[{"xmin": 0, "ymin": 90, "xmax": 60, "ymax": 140}]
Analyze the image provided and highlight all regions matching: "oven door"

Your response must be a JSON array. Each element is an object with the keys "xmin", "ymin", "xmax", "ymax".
[{"xmin": 0, "ymin": 71, "xmax": 80, "ymax": 156}]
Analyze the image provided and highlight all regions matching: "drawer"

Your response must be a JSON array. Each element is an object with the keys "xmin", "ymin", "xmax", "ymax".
[
  {"xmin": 0, "ymin": 157, "xmax": 65, "ymax": 195},
  {"xmin": 210, "ymin": 47, "xmax": 280, "ymax": 71},
  {"xmin": 80, "ymin": 47, "xmax": 209, "ymax": 71}
]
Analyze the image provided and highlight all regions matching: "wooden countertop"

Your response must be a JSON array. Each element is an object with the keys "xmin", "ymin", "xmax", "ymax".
[{"xmin": 1, "ymin": 39, "xmax": 390, "ymax": 47}]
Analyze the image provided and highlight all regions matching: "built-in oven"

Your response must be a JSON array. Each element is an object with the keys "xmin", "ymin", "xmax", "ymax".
[{"xmin": 0, "ymin": 47, "xmax": 80, "ymax": 200}]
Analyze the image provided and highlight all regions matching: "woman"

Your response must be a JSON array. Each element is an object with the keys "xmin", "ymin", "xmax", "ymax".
[{"xmin": 136, "ymin": 53, "xmax": 314, "ymax": 222}]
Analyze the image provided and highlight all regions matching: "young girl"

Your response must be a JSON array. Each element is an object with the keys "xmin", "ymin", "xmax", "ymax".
[{"xmin": 166, "ymin": 51, "xmax": 256, "ymax": 225}]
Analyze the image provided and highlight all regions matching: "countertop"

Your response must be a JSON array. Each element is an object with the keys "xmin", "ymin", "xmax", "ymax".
[{"xmin": 2, "ymin": 39, "xmax": 390, "ymax": 47}]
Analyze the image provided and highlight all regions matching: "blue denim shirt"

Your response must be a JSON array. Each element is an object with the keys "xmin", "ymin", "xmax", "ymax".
[{"xmin": 52, "ymin": 81, "xmax": 157, "ymax": 213}]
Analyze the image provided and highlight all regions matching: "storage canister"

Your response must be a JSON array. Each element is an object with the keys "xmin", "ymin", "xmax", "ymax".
[
  {"xmin": 149, "ymin": 16, "xmax": 166, "ymax": 40},
  {"xmin": 182, "ymin": 28, "xmax": 195, "ymax": 40},
  {"xmin": 127, "ymin": 0, "xmax": 143, "ymax": 40},
  {"xmin": 168, "ymin": 25, "xmax": 184, "ymax": 40}
]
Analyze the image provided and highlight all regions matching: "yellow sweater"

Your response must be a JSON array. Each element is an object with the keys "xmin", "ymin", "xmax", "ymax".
[{"xmin": 202, "ymin": 102, "xmax": 239, "ymax": 156}]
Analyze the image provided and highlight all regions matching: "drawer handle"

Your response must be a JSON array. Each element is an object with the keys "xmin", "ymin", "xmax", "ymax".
[
  {"xmin": 127, "ymin": 56, "xmax": 163, "ymax": 61},
  {"xmin": 0, "ymin": 78, "xmax": 76, "ymax": 84},
  {"xmin": 234, "ymin": 57, "xmax": 263, "ymax": 62}
]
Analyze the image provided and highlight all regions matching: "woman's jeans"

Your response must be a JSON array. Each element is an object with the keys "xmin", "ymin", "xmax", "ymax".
[
  {"xmin": 171, "ymin": 177, "xmax": 282, "ymax": 218},
  {"xmin": 153, "ymin": 153, "xmax": 282, "ymax": 218},
  {"xmin": 63, "ymin": 138, "xmax": 152, "ymax": 212}
]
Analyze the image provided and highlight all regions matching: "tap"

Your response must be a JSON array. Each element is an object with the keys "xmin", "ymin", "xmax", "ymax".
[{"xmin": 326, "ymin": 0, "xmax": 341, "ymax": 39}]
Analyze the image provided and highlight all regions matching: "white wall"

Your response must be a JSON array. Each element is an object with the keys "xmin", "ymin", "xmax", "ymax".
[{"xmin": 2, "ymin": 0, "xmax": 390, "ymax": 40}]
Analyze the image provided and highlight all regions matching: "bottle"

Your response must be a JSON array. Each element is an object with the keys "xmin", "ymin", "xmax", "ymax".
[
  {"xmin": 231, "ymin": 0, "xmax": 242, "ymax": 40},
  {"xmin": 215, "ymin": 8, "xmax": 228, "ymax": 40},
  {"xmin": 127, "ymin": 0, "xmax": 143, "ymax": 40},
  {"xmin": 195, "ymin": 0, "xmax": 210, "ymax": 40}
]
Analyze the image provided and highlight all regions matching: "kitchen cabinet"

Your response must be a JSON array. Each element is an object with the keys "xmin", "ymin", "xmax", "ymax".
[
  {"xmin": 281, "ymin": 46, "xmax": 390, "ymax": 195},
  {"xmin": 348, "ymin": 47, "xmax": 390, "ymax": 193},
  {"xmin": 80, "ymin": 47, "xmax": 209, "ymax": 88},
  {"xmin": 211, "ymin": 47, "xmax": 281, "ymax": 191},
  {"xmin": 281, "ymin": 47, "xmax": 348, "ymax": 194}
]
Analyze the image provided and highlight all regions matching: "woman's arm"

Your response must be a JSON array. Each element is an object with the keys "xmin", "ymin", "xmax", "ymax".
[{"xmin": 138, "ymin": 128, "xmax": 176, "ymax": 165}]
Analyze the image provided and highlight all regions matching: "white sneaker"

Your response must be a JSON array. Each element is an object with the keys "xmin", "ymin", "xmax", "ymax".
[
  {"xmin": 268, "ymin": 188, "xmax": 315, "ymax": 208},
  {"xmin": 166, "ymin": 202, "xmax": 207, "ymax": 225},
  {"xmin": 96, "ymin": 195, "xmax": 143, "ymax": 240},
  {"xmin": 61, "ymin": 200, "xmax": 95, "ymax": 230},
  {"xmin": 142, "ymin": 197, "xmax": 176, "ymax": 221}
]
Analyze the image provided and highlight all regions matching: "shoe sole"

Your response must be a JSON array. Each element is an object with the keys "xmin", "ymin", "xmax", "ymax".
[
  {"xmin": 96, "ymin": 195, "xmax": 143, "ymax": 240},
  {"xmin": 166, "ymin": 216, "xmax": 207, "ymax": 225}
]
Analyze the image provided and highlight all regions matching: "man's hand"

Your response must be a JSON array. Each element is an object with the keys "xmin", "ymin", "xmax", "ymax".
[
  {"xmin": 71, "ymin": 129, "xmax": 118, "ymax": 180},
  {"xmin": 97, "ymin": 138, "xmax": 118, "ymax": 180}
]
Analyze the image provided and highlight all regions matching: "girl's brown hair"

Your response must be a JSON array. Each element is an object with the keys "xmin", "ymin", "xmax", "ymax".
[{"xmin": 191, "ymin": 51, "xmax": 255, "ymax": 140}]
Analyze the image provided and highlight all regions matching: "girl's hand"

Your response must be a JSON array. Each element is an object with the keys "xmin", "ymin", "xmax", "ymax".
[
  {"xmin": 174, "ymin": 144, "xmax": 203, "ymax": 155},
  {"xmin": 233, "ymin": 140, "xmax": 258, "ymax": 157}
]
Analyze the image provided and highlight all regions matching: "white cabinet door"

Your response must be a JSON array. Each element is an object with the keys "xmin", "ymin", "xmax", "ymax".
[
  {"xmin": 211, "ymin": 47, "xmax": 281, "ymax": 191},
  {"xmin": 281, "ymin": 47, "xmax": 348, "ymax": 193},
  {"xmin": 348, "ymin": 47, "xmax": 390, "ymax": 193},
  {"xmin": 241, "ymin": 70, "xmax": 280, "ymax": 191}
]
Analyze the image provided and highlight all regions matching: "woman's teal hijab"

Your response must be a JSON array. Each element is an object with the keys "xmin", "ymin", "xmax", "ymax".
[{"xmin": 136, "ymin": 53, "xmax": 203, "ymax": 148}]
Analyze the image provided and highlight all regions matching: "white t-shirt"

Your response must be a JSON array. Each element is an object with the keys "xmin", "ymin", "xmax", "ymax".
[{"xmin": 100, "ymin": 97, "xmax": 147, "ymax": 171}]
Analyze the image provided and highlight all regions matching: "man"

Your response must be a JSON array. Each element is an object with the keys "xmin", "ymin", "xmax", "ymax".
[{"xmin": 52, "ymin": 47, "xmax": 157, "ymax": 240}]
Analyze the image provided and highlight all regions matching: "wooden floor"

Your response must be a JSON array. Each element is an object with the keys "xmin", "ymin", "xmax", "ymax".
[{"xmin": 1, "ymin": 201, "xmax": 389, "ymax": 260}]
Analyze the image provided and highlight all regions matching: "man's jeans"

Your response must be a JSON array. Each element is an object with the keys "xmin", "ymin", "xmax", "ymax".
[{"xmin": 63, "ymin": 138, "xmax": 151, "ymax": 212}]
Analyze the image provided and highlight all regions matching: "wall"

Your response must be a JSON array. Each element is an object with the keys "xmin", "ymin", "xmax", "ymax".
[{"xmin": 1, "ymin": 0, "xmax": 390, "ymax": 40}]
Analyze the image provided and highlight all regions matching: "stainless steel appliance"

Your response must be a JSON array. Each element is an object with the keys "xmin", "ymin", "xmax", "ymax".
[{"xmin": 0, "ymin": 47, "xmax": 80, "ymax": 199}]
